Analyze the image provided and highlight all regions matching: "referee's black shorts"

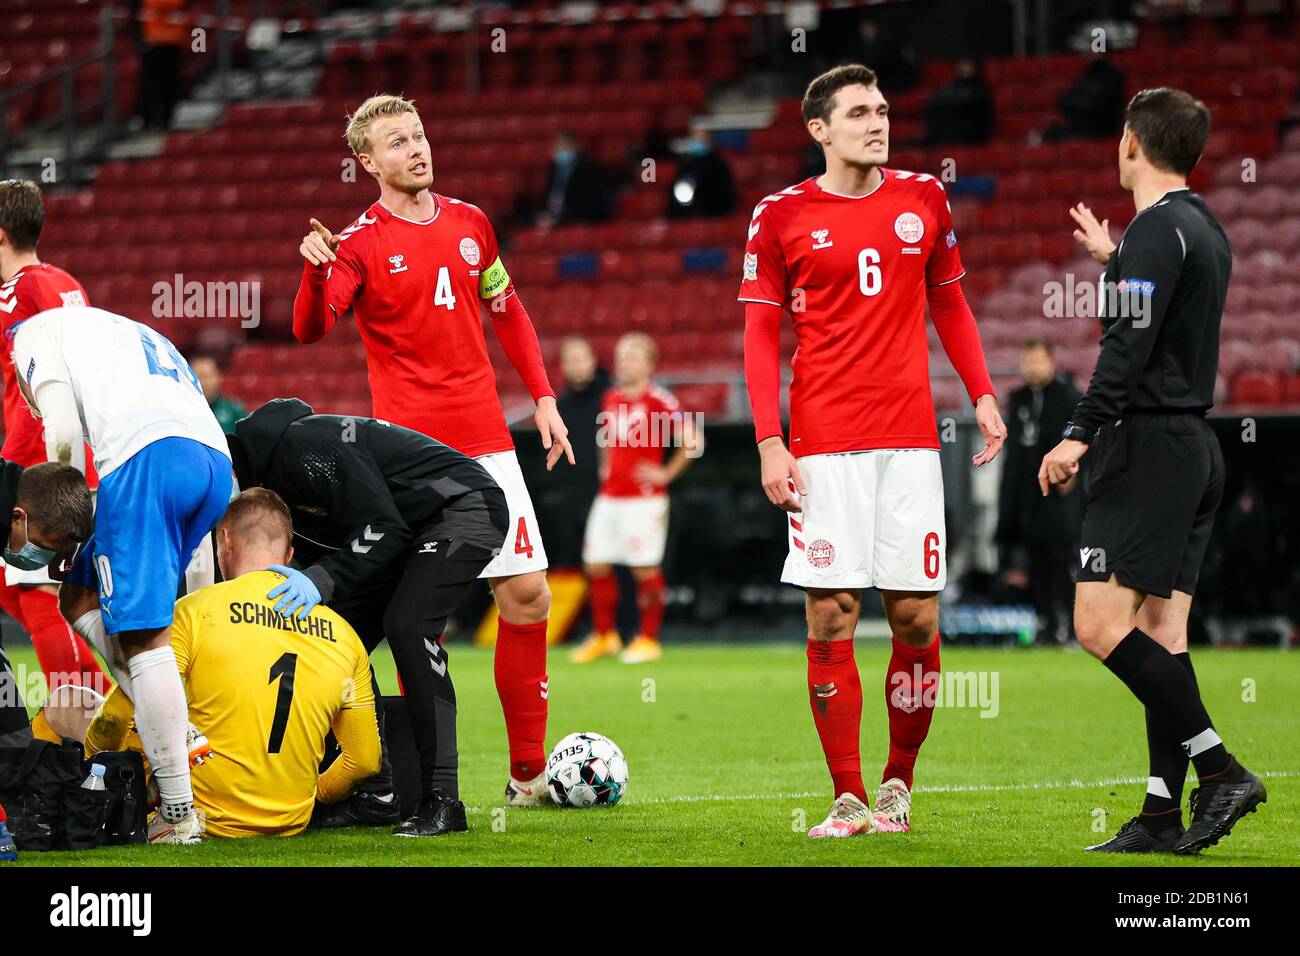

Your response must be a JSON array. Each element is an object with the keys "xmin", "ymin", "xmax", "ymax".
[{"xmin": 1077, "ymin": 412, "xmax": 1224, "ymax": 599}]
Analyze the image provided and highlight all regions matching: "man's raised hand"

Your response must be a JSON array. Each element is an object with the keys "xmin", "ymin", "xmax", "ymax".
[
  {"xmin": 300, "ymin": 218, "xmax": 342, "ymax": 267},
  {"xmin": 1069, "ymin": 203, "xmax": 1116, "ymax": 265}
]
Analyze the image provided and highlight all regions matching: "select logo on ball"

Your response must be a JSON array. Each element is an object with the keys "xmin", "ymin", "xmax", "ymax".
[{"xmin": 807, "ymin": 538, "xmax": 835, "ymax": 569}]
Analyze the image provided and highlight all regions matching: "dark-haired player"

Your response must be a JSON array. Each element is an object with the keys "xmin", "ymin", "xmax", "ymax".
[
  {"xmin": 0, "ymin": 179, "xmax": 104, "ymax": 693},
  {"xmin": 741, "ymin": 65, "xmax": 1005, "ymax": 838},
  {"xmin": 1044, "ymin": 88, "xmax": 1264, "ymax": 854}
]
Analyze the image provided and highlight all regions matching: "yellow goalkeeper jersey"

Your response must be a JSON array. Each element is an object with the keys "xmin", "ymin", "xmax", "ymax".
[{"xmin": 172, "ymin": 571, "xmax": 379, "ymax": 838}]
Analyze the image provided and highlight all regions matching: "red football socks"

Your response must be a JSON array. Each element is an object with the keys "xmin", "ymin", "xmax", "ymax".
[
  {"xmin": 635, "ymin": 571, "xmax": 666, "ymax": 641},
  {"xmin": 19, "ymin": 587, "xmax": 107, "ymax": 692},
  {"xmin": 883, "ymin": 633, "xmax": 941, "ymax": 789},
  {"xmin": 495, "ymin": 618, "xmax": 549, "ymax": 781},
  {"xmin": 588, "ymin": 573, "xmax": 618, "ymax": 635},
  {"xmin": 807, "ymin": 637, "xmax": 866, "ymax": 801}
]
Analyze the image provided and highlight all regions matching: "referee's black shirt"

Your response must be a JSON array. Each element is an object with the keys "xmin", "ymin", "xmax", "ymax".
[{"xmin": 1071, "ymin": 188, "xmax": 1232, "ymax": 435}]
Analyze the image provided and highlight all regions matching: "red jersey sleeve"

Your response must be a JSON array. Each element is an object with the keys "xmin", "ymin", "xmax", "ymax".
[
  {"xmin": 292, "ymin": 233, "xmax": 365, "ymax": 343},
  {"xmin": 475, "ymin": 209, "xmax": 513, "ymax": 302},
  {"xmin": 925, "ymin": 184, "xmax": 966, "ymax": 288},
  {"xmin": 738, "ymin": 202, "xmax": 789, "ymax": 307},
  {"xmin": 1, "ymin": 270, "xmax": 87, "ymax": 339}
]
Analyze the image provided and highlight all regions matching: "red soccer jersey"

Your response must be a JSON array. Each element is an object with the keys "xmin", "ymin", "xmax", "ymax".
[
  {"xmin": 0, "ymin": 263, "xmax": 99, "ymax": 482},
  {"xmin": 738, "ymin": 170, "xmax": 967, "ymax": 457},
  {"xmin": 599, "ymin": 383, "xmax": 682, "ymax": 498},
  {"xmin": 299, "ymin": 196, "xmax": 525, "ymax": 458}
]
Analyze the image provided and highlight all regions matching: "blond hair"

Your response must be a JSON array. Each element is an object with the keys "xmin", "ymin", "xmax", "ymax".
[
  {"xmin": 615, "ymin": 332, "xmax": 657, "ymax": 364},
  {"xmin": 344, "ymin": 94, "xmax": 419, "ymax": 156},
  {"xmin": 219, "ymin": 488, "xmax": 293, "ymax": 554}
]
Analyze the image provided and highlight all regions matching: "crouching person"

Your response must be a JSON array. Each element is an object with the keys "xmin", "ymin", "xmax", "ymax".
[{"xmin": 74, "ymin": 488, "xmax": 381, "ymax": 837}]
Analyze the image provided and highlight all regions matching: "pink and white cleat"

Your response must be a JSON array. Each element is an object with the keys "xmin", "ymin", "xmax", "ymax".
[
  {"xmin": 873, "ymin": 777, "xmax": 912, "ymax": 832},
  {"xmin": 808, "ymin": 792, "xmax": 877, "ymax": 838}
]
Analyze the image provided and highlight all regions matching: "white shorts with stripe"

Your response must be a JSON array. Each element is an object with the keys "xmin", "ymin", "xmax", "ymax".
[
  {"xmin": 582, "ymin": 494, "xmax": 669, "ymax": 567},
  {"xmin": 782, "ymin": 448, "xmax": 947, "ymax": 592},
  {"xmin": 475, "ymin": 450, "xmax": 549, "ymax": 579}
]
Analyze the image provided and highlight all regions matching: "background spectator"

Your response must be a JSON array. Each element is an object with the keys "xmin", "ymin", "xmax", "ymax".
[
  {"xmin": 138, "ymin": 0, "xmax": 188, "ymax": 131},
  {"xmin": 1042, "ymin": 56, "xmax": 1126, "ymax": 141},
  {"xmin": 852, "ymin": 18, "xmax": 916, "ymax": 91},
  {"xmin": 191, "ymin": 353, "xmax": 247, "ymax": 434},
  {"xmin": 667, "ymin": 124, "xmax": 738, "ymax": 219},
  {"xmin": 537, "ymin": 129, "xmax": 608, "ymax": 227},
  {"xmin": 924, "ymin": 58, "xmax": 994, "ymax": 145},
  {"xmin": 995, "ymin": 340, "xmax": 1083, "ymax": 643},
  {"xmin": 550, "ymin": 337, "xmax": 610, "ymax": 566}
]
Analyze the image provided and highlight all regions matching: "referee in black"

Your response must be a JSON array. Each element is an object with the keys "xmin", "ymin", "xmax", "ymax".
[
  {"xmin": 1040, "ymin": 88, "xmax": 1264, "ymax": 855},
  {"xmin": 227, "ymin": 398, "xmax": 508, "ymax": 837}
]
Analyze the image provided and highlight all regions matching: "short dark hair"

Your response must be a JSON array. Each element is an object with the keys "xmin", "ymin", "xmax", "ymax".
[
  {"xmin": 802, "ymin": 64, "xmax": 880, "ymax": 125},
  {"xmin": 219, "ymin": 487, "xmax": 293, "ymax": 551},
  {"xmin": 15, "ymin": 463, "xmax": 92, "ymax": 541},
  {"xmin": 1020, "ymin": 338, "xmax": 1054, "ymax": 356},
  {"xmin": 1125, "ymin": 88, "xmax": 1211, "ymax": 176},
  {"xmin": 0, "ymin": 180, "xmax": 45, "ymax": 252}
]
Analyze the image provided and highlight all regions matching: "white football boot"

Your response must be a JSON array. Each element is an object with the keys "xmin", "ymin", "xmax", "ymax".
[
  {"xmin": 873, "ymin": 777, "xmax": 912, "ymax": 832},
  {"xmin": 147, "ymin": 808, "xmax": 205, "ymax": 845},
  {"xmin": 504, "ymin": 772, "xmax": 549, "ymax": 807},
  {"xmin": 807, "ymin": 792, "xmax": 877, "ymax": 838}
]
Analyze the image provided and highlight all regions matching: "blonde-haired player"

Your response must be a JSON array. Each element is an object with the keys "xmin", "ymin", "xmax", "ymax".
[
  {"xmin": 80, "ymin": 489, "xmax": 381, "ymax": 838},
  {"xmin": 294, "ymin": 93, "xmax": 568, "ymax": 808},
  {"xmin": 571, "ymin": 333, "xmax": 702, "ymax": 664}
]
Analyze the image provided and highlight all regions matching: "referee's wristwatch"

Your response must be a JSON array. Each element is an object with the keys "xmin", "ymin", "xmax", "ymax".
[{"xmin": 1061, "ymin": 422, "xmax": 1092, "ymax": 443}]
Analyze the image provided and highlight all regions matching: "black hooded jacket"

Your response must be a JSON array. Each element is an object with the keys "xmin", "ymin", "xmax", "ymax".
[{"xmin": 228, "ymin": 399, "xmax": 503, "ymax": 603}]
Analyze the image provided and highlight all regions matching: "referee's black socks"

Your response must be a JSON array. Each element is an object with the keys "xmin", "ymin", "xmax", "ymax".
[
  {"xmin": 1104, "ymin": 628, "xmax": 1234, "ymax": 782},
  {"xmin": 1142, "ymin": 651, "xmax": 1198, "ymax": 817}
]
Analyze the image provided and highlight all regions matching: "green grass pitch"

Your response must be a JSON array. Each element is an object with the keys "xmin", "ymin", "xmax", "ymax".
[{"xmin": 7, "ymin": 642, "xmax": 1296, "ymax": 866}]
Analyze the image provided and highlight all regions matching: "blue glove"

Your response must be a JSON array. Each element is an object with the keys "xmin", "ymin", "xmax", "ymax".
[{"xmin": 267, "ymin": 565, "xmax": 321, "ymax": 619}]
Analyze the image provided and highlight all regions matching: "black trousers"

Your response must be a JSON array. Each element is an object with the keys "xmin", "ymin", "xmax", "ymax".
[
  {"xmin": 0, "ymin": 642, "xmax": 33, "ymax": 747},
  {"xmin": 330, "ymin": 492, "xmax": 507, "ymax": 800}
]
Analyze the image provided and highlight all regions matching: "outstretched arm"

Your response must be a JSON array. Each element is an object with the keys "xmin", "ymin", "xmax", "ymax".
[
  {"xmin": 293, "ymin": 219, "xmax": 360, "ymax": 343},
  {"xmin": 928, "ymin": 279, "xmax": 1006, "ymax": 466}
]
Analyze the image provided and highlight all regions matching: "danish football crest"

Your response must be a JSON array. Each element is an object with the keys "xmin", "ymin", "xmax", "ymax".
[
  {"xmin": 807, "ymin": 539, "xmax": 835, "ymax": 569},
  {"xmin": 459, "ymin": 238, "xmax": 481, "ymax": 265},
  {"xmin": 894, "ymin": 212, "xmax": 924, "ymax": 244}
]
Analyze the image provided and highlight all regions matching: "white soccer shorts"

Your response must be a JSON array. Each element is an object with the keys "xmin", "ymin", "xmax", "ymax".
[
  {"xmin": 781, "ymin": 448, "xmax": 946, "ymax": 592},
  {"xmin": 475, "ymin": 450, "xmax": 549, "ymax": 579},
  {"xmin": 582, "ymin": 494, "xmax": 669, "ymax": 567}
]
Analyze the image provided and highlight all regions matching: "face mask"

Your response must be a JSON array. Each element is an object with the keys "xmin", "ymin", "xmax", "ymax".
[
  {"xmin": 553, "ymin": 147, "xmax": 576, "ymax": 165},
  {"xmin": 5, "ymin": 513, "xmax": 59, "ymax": 571},
  {"xmin": 686, "ymin": 140, "xmax": 710, "ymax": 157}
]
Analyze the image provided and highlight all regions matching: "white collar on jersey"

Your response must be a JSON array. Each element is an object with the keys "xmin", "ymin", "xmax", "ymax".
[
  {"xmin": 378, "ymin": 194, "xmax": 440, "ymax": 225},
  {"xmin": 816, "ymin": 170, "xmax": 888, "ymax": 200}
]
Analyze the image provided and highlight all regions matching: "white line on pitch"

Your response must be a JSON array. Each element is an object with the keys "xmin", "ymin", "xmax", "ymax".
[{"xmin": 624, "ymin": 769, "xmax": 1300, "ymax": 806}]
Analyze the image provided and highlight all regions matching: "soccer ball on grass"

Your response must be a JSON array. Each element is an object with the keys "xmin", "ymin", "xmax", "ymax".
[{"xmin": 545, "ymin": 732, "xmax": 627, "ymax": 807}]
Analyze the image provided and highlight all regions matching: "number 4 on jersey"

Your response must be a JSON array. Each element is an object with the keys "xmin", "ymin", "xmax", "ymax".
[{"xmin": 434, "ymin": 266, "xmax": 457, "ymax": 310}]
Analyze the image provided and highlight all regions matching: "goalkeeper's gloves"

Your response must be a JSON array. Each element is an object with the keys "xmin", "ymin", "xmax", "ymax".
[{"xmin": 267, "ymin": 564, "xmax": 322, "ymax": 619}]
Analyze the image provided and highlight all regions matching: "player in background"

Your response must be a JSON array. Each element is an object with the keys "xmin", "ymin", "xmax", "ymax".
[
  {"xmin": 571, "ymin": 333, "xmax": 701, "ymax": 664},
  {"xmin": 13, "ymin": 305, "xmax": 232, "ymax": 843},
  {"xmin": 294, "ymin": 94, "xmax": 572, "ymax": 807},
  {"xmin": 78, "ymin": 489, "xmax": 382, "ymax": 838},
  {"xmin": 0, "ymin": 180, "xmax": 105, "ymax": 693},
  {"xmin": 741, "ymin": 66, "xmax": 1006, "ymax": 838}
]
